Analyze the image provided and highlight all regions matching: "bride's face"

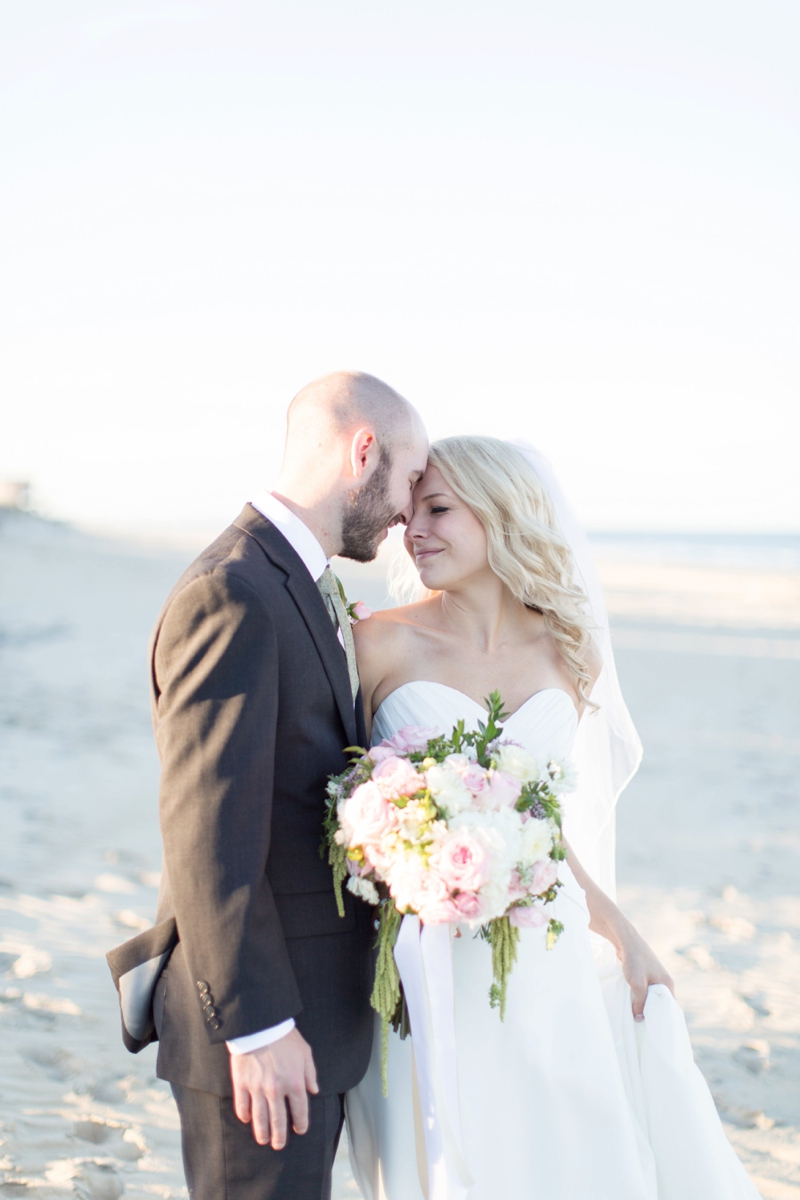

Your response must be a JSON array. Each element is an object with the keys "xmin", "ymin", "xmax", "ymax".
[{"xmin": 404, "ymin": 464, "xmax": 490, "ymax": 590}]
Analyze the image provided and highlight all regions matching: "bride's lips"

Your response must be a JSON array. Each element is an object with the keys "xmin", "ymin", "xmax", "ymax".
[{"xmin": 415, "ymin": 548, "xmax": 443, "ymax": 564}]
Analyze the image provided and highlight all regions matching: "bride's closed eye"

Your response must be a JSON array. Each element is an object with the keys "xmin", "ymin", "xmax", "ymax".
[{"xmin": 430, "ymin": 506, "xmax": 449, "ymax": 514}]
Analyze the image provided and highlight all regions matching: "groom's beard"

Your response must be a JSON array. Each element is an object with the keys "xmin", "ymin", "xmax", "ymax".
[{"xmin": 340, "ymin": 451, "xmax": 397, "ymax": 563}]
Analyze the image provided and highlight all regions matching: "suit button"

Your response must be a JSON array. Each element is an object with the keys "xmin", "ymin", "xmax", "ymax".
[
  {"xmin": 205, "ymin": 1006, "xmax": 219, "ymax": 1020},
  {"xmin": 196, "ymin": 981, "xmax": 210, "ymax": 995},
  {"xmin": 201, "ymin": 994, "xmax": 214, "ymax": 1009},
  {"xmin": 208, "ymin": 1017, "xmax": 221, "ymax": 1031}
]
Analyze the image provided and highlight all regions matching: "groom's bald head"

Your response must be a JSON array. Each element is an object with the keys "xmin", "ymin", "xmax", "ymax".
[
  {"xmin": 283, "ymin": 370, "xmax": 421, "ymax": 462},
  {"xmin": 274, "ymin": 370, "xmax": 428, "ymax": 560}
]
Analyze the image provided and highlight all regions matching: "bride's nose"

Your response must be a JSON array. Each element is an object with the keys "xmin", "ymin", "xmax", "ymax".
[{"xmin": 404, "ymin": 513, "xmax": 428, "ymax": 541}]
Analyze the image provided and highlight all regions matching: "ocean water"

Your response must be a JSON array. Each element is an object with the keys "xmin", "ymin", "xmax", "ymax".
[{"xmin": 588, "ymin": 532, "xmax": 800, "ymax": 572}]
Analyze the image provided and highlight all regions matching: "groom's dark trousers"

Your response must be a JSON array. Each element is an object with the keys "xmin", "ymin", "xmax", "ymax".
[{"xmin": 112, "ymin": 505, "xmax": 375, "ymax": 1199}]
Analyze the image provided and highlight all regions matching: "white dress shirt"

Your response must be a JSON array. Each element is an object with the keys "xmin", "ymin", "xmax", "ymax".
[{"xmin": 227, "ymin": 491, "xmax": 331, "ymax": 1056}]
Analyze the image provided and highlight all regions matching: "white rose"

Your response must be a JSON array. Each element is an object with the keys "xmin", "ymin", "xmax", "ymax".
[
  {"xmin": 519, "ymin": 817, "xmax": 553, "ymax": 866},
  {"xmin": 425, "ymin": 763, "xmax": 473, "ymax": 816},
  {"xmin": 544, "ymin": 756, "xmax": 578, "ymax": 796},
  {"xmin": 347, "ymin": 876, "xmax": 380, "ymax": 905},
  {"xmin": 494, "ymin": 743, "xmax": 540, "ymax": 784},
  {"xmin": 479, "ymin": 875, "xmax": 513, "ymax": 921}
]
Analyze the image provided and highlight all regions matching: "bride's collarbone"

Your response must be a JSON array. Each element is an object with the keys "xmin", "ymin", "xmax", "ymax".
[{"xmin": 368, "ymin": 613, "xmax": 577, "ymax": 715}]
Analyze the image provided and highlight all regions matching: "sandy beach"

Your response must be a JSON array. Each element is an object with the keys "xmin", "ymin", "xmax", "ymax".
[{"xmin": 1, "ymin": 510, "xmax": 798, "ymax": 1198}]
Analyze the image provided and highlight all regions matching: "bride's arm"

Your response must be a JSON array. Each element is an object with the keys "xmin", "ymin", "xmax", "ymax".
[{"xmin": 564, "ymin": 840, "xmax": 675, "ymax": 1021}]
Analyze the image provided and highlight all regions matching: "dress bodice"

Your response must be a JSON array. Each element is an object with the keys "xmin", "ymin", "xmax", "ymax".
[{"xmin": 372, "ymin": 680, "xmax": 578, "ymax": 764}]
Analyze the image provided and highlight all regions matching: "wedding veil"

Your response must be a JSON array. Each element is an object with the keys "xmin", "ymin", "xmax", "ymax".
[{"xmin": 510, "ymin": 442, "xmax": 642, "ymax": 907}]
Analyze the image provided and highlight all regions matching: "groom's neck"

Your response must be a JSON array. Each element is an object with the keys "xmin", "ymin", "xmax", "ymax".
[{"xmin": 270, "ymin": 487, "xmax": 342, "ymax": 559}]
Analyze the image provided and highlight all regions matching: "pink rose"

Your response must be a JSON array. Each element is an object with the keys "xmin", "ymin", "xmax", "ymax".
[
  {"xmin": 480, "ymin": 770, "xmax": 522, "ymax": 811},
  {"xmin": 383, "ymin": 725, "xmax": 439, "ymax": 754},
  {"xmin": 509, "ymin": 903, "xmax": 548, "ymax": 929},
  {"xmin": 508, "ymin": 869, "xmax": 527, "ymax": 902},
  {"xmin": 462, "ymin": 763, "xmax": 488, "ymax": 794},
  {"xmin": 453, "ymin": 891, "xmax": 485, "ymax": 921},
  {"xmin": 367, "ymin": 744, "xmax": 398, "ymax": 764},
  {"xmin": 372, "ymin": 754, "xmax": 422, "ymax": 799},
  {"xmin": 531, "ymin": 859, "xmax": 559, "ymax": 895},
  {"xmin": 436, "ymin": 833, "xmax": 490, "ymax": 893},
  {"xmin": 352, "ymin": 601, "xmax": 372, "ymax": 620},
  {"xmin": 343, "ymin": 781, "xmax": 396, "ymax": 847},
  {"xmin": 446, "ymin": 755, "xmax": 488, "ymax": 795},
  {"xmin": 419, "ymin": 896, "xmax": 461, "ymax": 924}
]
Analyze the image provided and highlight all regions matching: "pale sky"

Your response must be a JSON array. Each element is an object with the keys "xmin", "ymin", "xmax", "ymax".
[{"xmin": 2, "ymin": 1, "xmax": 798, "ymax": 537}]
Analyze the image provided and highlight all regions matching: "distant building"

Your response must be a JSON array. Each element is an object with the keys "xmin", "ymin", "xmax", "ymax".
[{"xmin": 0, "ymin": 481, "xmax": 30, "ymax": 509}]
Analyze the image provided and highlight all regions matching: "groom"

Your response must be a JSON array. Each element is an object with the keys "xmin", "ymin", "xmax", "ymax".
[{"xmin": 108, "ymin": 371, "xmax": 428, "ymax": 1199}]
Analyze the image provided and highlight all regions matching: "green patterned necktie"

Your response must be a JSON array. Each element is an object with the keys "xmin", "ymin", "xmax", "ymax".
[{"xmin": 316, "ymin": 566, "xmax": 360, "ymax": 702}]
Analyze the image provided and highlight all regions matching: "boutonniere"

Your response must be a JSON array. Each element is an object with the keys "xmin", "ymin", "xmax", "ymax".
[{"xmin": 335, "ymin": 575, "xmax": 372, "ymax": 625}]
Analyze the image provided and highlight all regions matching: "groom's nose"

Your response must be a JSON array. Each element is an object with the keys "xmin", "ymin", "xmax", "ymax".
[{"xmin": 395, "ymin": 497, "xmax": 417, "ymax": 528}]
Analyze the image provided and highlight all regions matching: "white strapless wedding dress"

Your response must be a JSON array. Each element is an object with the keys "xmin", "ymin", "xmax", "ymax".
[{"xmin": 346, "ymin": 681, "xmax": 760, "ymax": 1200}]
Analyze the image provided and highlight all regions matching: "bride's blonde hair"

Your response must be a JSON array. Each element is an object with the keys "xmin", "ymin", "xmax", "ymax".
[{"xmin": 425, "ymin": 435, "xmax": 597, "ymax": 708}]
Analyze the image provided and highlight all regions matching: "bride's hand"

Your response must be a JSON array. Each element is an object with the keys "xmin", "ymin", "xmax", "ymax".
[{"xmin": 617, "ymin": 927, "xmax": 675, "ymax": 1022}]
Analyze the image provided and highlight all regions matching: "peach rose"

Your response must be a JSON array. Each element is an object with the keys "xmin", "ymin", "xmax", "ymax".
[
  {"xmin": 342, "ymin": 780, "xmax": 396, "ymax": 847},
  {"xmin": 372, "ymin": 754, "xmax": 422, "ymax": 799}
]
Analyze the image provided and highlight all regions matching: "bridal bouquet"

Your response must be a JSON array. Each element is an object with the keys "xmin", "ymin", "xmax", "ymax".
[{"xmin": 324, "ymin": 692, "xmax": 576, "ymax": 1083}]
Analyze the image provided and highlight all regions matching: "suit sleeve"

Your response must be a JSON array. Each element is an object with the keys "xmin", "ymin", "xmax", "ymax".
[{"xmin": 154, "ymin": 568, "xmax": 302, "ymax": 1044}]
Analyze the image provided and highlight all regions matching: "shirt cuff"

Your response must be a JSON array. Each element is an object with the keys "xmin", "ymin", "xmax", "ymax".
[{"xmin": 226, "ymin": 1018, "xmax": 296, "ymax": 1055}]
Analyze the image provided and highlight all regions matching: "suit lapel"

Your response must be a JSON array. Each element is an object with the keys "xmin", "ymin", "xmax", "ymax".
[{"xmin": 234, "ymin": 505, "xmax": 358, "ymax": 747}]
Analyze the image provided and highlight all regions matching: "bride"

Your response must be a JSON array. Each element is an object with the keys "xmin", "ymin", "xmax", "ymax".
[{"xmin": 345, "ymin": 437, "xmax": 759, "ymax": 1200}]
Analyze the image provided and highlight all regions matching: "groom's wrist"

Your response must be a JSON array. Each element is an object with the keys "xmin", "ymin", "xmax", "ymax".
[{"xmin": 227, "ymin": 1017, "xmax": 296, "ymax": 1055}]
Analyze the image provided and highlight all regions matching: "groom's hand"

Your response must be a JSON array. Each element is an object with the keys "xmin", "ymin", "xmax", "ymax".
[{"xmin": 230, "ymin": 1028, "xmax": 319, "ymax": 1149}]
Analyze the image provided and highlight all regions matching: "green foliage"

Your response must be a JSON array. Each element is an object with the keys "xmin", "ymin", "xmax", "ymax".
[
  {"xmin": 546, "ymin": 919, "xmax": 564, "ymax": 950},
  {"xmin": 328, "ymin": 841, "xmax": 348, "ymax": 919},
  {"xmin": 403, "ymin": 692, "xmax": 509, "ymax": 770},
  {"xmin": 370, "ymin": 903, "xmax": 404, "ymax": 1096},
  {"xmin": 484, "ymin": 916, "xmax": 520, "ymax": 1018}
]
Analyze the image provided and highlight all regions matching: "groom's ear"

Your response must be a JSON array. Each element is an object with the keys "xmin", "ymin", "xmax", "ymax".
[{"xmin": 349, "ymin": 427, "xmax": 378, "ymax": 479}]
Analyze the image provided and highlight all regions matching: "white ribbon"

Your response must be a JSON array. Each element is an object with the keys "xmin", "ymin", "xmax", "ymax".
[{"xmin": 393, "ymin": 915, "xmax": 474, "ymax": 1200}]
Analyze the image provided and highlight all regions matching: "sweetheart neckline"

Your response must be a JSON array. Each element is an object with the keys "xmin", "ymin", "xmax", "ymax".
[{"xmin": 373, "ymin": 680, "xmax": 579, "ymax": 725}]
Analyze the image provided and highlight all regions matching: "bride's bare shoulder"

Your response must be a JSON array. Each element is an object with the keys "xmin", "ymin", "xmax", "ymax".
[
  {"xmin": 353, "ymin": 597, "xmax": 439, "ymax": 655},
  {"xmin": 354, "ymin": 599, "xmax": 440, "ymax": 720}
]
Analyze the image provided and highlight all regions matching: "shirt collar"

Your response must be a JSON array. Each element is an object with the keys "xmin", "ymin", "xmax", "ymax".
[{"xmin": 250, "ymin": 491, "xmax": 329, "ymax": 583}]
